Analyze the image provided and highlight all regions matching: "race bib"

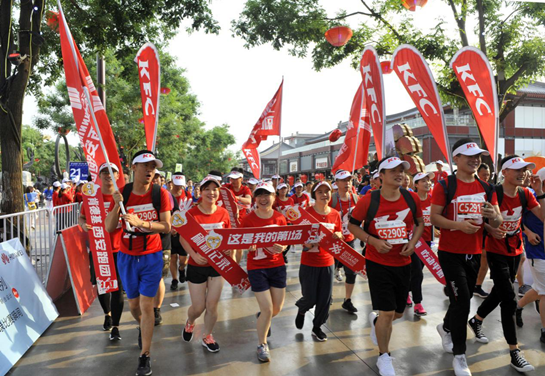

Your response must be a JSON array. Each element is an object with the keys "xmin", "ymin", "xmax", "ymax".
[
  {"xmin": 500, "ymin": 214, "xmax": 521, "ymax": 236},
  {"xmin": 375, "ymin": 220, "xmax": 408, "ymax": 244},
  {"xmin": 422, "ymin": 207, "xmax": 432, "ymax": 227},
  {"xmin": 456, "ymin": 195, "xmax": 485, "ymax": 221}
]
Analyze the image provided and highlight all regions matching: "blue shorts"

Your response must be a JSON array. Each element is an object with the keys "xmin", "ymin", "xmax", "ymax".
[
  {"xmin": 248, "ymin": 265, "xmax": 287, "ymax": 293},
  {"xmin": 117, "ymin": 251, "xmax": 163, "ymax": 299}
]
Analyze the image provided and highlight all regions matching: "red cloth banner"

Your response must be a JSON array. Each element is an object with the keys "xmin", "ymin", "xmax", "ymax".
[
  {"xmin": 360, "ymin": 47, "xmax": 386, "ymax": 159},
  {"xmin": 135, "ymin": 43, "xmax": 161, "ymax": 152},
  {"xmin": 450, "ymin": 47, "xmax": 499, "ymax": 166},
  {"xmin": 414, "ymin": 239, "xmax": 446, "ymax": 285},
  {"xmin": 171, "ymin": 211, "xmax": 251, "ymax": 293},
  {"xmin": 81, "ymin": 182, "xmax": 118, "ymax": 294},
  {"xmin": 332, "ymin": 82, "xmax": 371, "ymax": 173},
  {"xmin": 220, "ymin": 187, "xmax": 241, "ymax": 228},
  {"xmin": 58, "ymin": 6, "xmax": 124, "ymax": 186},
  {"xmin": 392, "ymin": 45, "xmax": 452, "ymax": 167},
  {"xmin": 242, "ymin": 80, "xmax": 284, "ymax": 178}
]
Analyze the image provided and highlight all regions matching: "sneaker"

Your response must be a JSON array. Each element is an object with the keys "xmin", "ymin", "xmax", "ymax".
[
  {"xmin": 540, "ymin": 329, "xmax": 545, "ymax": 344},
  {"xmin": 110, "ymin": 326, "xmax": 121, "ymax": 341},
  {"xmin": 170, "ymin": 279, "xmax": 179, "ymax": 290},
  {"xmin": 369, "ymin": 312, "xmax": 378, "ymax": 346},
  {"xmin": 414, "ymin": 303, "xmax": 427, "ymax": 317},
  {"xmin": 256, "ymin": 312, "xmax": 271, "ymax": 337},
  {"xmin": 516, "ymin": 308, "xmax": 524, "ymax": 328},
  {"xmin": 436, "ymin": 323, "xmax": 453, "ymax": 353},
  {"xmin": 473, "ymin": 286, "xmax": 489, "ymax": 298},
  {"xmin": 453, "ymin": 354, "xmax": 472, "ymax": 376},
  {"xmin": 295, "ymin": 311, "xmax": 305, "ymax": 330},
  {"xmin": 468, "ymin": 317, "xmax": 489, "ymax": 343},
  {"xmin": 257, "ymin": 343, "xmax": 270, "ymax": 362},
  {"xmin": 179, "ymin": 268, "xmax": 186, "ymax": 283},
  {"xmin": 518, "ymin": 284, "xmax": 532, "ymax": 297},
  {"xmin": 182, "ymin": 320, "xmax": 195, "ymax": 342},
  {"xmin": 103, "ymin": 315, "xmax": 113, "ymax": 331},
  {"xmin": 137, "ymin": 327, "xmax": 142, "ymax": 350},
  {"xmin": 510, "ymin": 349, "xmax": 534, "ymax": 372},
  {"xmin": 311, "ymin": 326, "xmax": 327, "ymax": 341},
  {"xmin": 202, "ymin": 334, "xmax": 220, "ymax": 352},
  {"xmin": 154, "ymin": 308, "xmax": 162, "ymax": 326},
  {"xmin": 376, "ymin": 353, "xmax": 396, "ymax": 376},
  {"xmin": 406, "ymin": 295, "xmax": 413, "ymax": 308},
  {"xmin": 335, "ymin": 269, "xmax": 343, "ymax": 282},
  {"xmin": 136, "ymin": 353, "xmax": 152, "ymax": 376},
  {"xmin": 342, "ymin": 298, "xmax": 358, "ymax": 313}
]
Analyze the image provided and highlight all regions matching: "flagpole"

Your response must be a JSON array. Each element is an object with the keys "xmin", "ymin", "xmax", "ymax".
[{"xmin": 277, "ymin": 77, "xmax": 284, "ymax": 176}]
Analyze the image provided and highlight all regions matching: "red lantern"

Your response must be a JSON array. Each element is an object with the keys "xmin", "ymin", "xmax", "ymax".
[
  {"xmin": 288, "ymin": 176, "xmax": 295, "ymax": 186},
  {"xmin": 46, "ymin": 11, "xmax": 59, "ymax": 33},
  {"xmin": 160, "ymin": 87, "xmax": 171, "ymax": 95},
  {"xmin": 380, "ymin": 61, "xmax": 393, "ymax": 74},
  {"xmin": 324, "ymin": 26, "xmax": 353, "ymax": 47},
  {"xmin": 401, "ymin": 0, "xmax": 428, "ymax": 11},
  {"xmin": 300, "ymin": 174, "xmax": 308, "ymax": 184},
  {"xmin": 329, "ymin": 129, "xmax": 342, "ymax": 142}
]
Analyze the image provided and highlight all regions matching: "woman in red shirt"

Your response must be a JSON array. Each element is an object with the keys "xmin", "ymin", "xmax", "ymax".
[
  {"xmin": 180, "ymin": 172, "xmax": 231, "ymax": 353},
  {"xmin": 57, "ymin": 183, "xmax": 74, "ymax": 205},
  {"xmin": 241, "ymin": 182, "xmax": 288, "ymax": 362},
  {"xmin": 273, "ymin": 183, "xmax": 294, "ymax": 214},
  {"xmin": 295, "ymin": 181, "xmax": 343, "ymax": 342},
  {"xmin": 292, "ymin": 182, "xmax": 310, "ymax": 208}
]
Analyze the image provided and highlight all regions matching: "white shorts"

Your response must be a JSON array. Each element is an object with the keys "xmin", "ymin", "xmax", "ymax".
[{"xmin": 529, "ymin": 258, "xmax": 545, "ymax": 296}]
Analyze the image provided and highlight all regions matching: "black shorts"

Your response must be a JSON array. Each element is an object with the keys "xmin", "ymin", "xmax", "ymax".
[
  {"xmin": 161, "ymin": 250, "xmax": 171, "ymax": 278},
  {"xmin": 248, "ymin": 265, "xmax": 287, "ymax": 292},
  {"xmin": 366, "ymin": 259, "xmax": 410, "ymax": 314},
  {"xmin": 186, "ymin": 264, "xmax": 221, "ymax": 284},
  {"xmin": 171, "ymin": 234, "xmax": 188, "ymax": 256}
]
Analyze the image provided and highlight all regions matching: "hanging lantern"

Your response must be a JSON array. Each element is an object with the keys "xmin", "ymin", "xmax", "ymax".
[
  {"xmin": 288, "ymin": 176, "xmax": 295, "ymax": 186},
  {"xmin": 46, "ymin": 11, "xmax": 59, "ymax": 33},
  {"xmin": 329, "ymin": 129, "xmax": 342, "ymax": 142},
  {"xmin": 380, "ymin": 61, "xmax": 393, "ymax": 74},
  {"xmin": 324, "ymin": 26, "xmax": 353, "ymax": 47},
  {"xmin": 300, "ymin": 174, "xmax": 308, "ymax": 184},
  {"xmin": 160, "ymin": 87, "xmax": 171, "ymax": 95},
  {"xmin": 401, "ymin": 0, "xmax": 428, "ymax": 11}
]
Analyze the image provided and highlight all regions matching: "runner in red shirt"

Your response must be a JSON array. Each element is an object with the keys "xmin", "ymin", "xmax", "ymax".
[
  {"xmin": 57, "ymin": 183, "xmax": 74, "ymax": 205},
  {"xmin": 225, "ymin": 168, "xmax": 252, "ymax": 264},
  {"xmin": 180, "ymin": 172, "xmax": 231, "ymax": 354},
  {"xmin": 468, "ymin": 156, "xmax": 542, "ymax": 373},
  {"xmin": 292, "ymin": 182, "xmax": 310, "ymax": 208},
  {"xmin": 241, "ymin": 182, "xmax": 288, "ymax": 362},
  {"xmin": 433, "ymin": 160, "xmax": 449, "ymax": 185},
  {"xmin": 430, "ymin": 139, "xmax": 502, "ymax": 376},
  {"xmin": 474, "ymin": 163, "xmax": 493, "ymax": 298},
  {"xmin": 79, "ymin": 162, "xmax": 124, "ymax": 340},
  {"xmin": 349, "ymin": 157, "xmax": 424, "ymax": 376},
  {"xmin": 295, "ymin": 181, "xmax": 343, "ymax": 342},
  {"xmin": 273, "ymin": 183, "xmax": 294, "ymax": 214},
  {"xmin": 52, "ymin": 181, "xmax": 61, "ymax": 206},
  {"xmin": 170, "ymin": 173, "xmax": 190, "ymax": 290},
  {"xmin": 329, "ymin": 169, "xmax": 359, "ymax": 314},
  {"xmin": 106, "ymin": 150, "xmax": 172, "ymax": 376}
]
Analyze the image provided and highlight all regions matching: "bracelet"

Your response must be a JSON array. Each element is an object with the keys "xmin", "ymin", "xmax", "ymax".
[
  {"xmin": 148, "ymin": 221, "xmax": 153, "ymax": 230},
  {"xmin": 536, "ymin": 193, "xmax": 545, "ymax": 200}
]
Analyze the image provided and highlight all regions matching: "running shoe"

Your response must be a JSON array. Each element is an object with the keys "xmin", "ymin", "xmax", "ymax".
[
  {"xmin": 256, "ymin": 312, "xmax": 271, "ymax": 337},
  {"xmin": 154, "ymin": 308, "xmax": 162, "ymax": 326},
  {"xmin": 311, "ymin": 326, "xmax": 327, "ymax": 341},
  {"xmin": 257, "ymin": 343, "xmax": 270, "ymax": 362},
  {"xmin": 103, "ymin": 315, "xmax": 113, "ymax": 331},
  {"xmin": 516, "ymin": 308, "xmax": 524, "ymax": 328},
  {"xmin": 182, "ymin": 320, "xmax": 195, "ymax": 342},
  {"xmin": 510, "ymin": 349, "xmax": 534, "ymax": 372},
  {"xmin": 342, "ymin": 298, "xmax": 358, "ymax": 313},
  {"xmin": 136, "ymin": 353, "xmax": 152, "ymax": 376},
  {"xmin": 295, "ymin": 311, "xmax": 305, "ymax": 330},
  {"xmin": 335, "ymin": 268, "xmax": 343, "ymax": 282},
  {"xmin": 376, "ymin": 353, "xmax": 395, "ymax": 376},
  {"xmin": 540, "ymin": 329, "xmax": 545, "ymax": 344},
  {"xmin": 453, "ymin": 354, "xmax": 471, "ymax": 376},
  {"xmin": 202, "ymin": 334, "xmax": 220, "ymax": 352},
  {"xmin": 137, "ymin": 327, "xmax": 142, "ymax": 350},
  {"xmin": 369, "ymin": 312, "xmax": 378, "ymax": 346},
  {"xmin": 110, "ymin": 326, "xmax": 121, "ymax": 341},
  {"xmin": 468, "ymin": 317, "xmax": 489, "ymax": 343},
  {"xmin": 413, "ymin": 303, "xmax": 427, "ymax": 317},
  {"xmin": 436, "ymin": 323, "xmax": 453, "ymax": 353},
  {"xmin": 518, "ymin": 284, "xmax": 532, "ymax": 297},
  {"xmin": 406, "ymin": 295, "xmax": 413, "ymax": 307},
  {"xmin": 473, "ymin": 286, "xmax": 489, "ymax": 298},
  {"xmin": 170, "ymin": 279, "xmax": 178, "ymax": 290}
]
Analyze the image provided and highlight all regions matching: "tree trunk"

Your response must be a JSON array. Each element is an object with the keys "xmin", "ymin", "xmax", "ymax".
[{"xmin": 0, "ymin": 108, "xmax": 24, "ymax": 214}]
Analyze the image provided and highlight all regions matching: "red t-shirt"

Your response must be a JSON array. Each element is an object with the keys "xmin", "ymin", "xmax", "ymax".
[
  {"xmin": 81, "ymin": 194, "xmax": 122, "ymax": 252},
  {"xmin": 120, "ymin": 186, "xmax": 172, "ymax": 255},
  {"xmin": 433, "ymin": 171, "xmax": 448, "ymax": 185},
  {"xmin": 329, "ymin": 193, "xmax": 357, "ymax": 242},
  {"xmin": 187, "ymin": 206, "xmax": 231, "ymax": 267},
  {"xmin": 485, "ymin": 187, "xmax": 538, "ymax": 256},
  {"xmin": 431, "ymin": 178, "xmax": 498, "ymax": 255},
  {"xmin": 292, "ymin": 194, "xmax": 310, "ymax": 208},
  {"xmin": 300, "ymin": 207, "xmax": 341, "ymax": 268},
  {"xmin": 351, "ymin": 191, "xmax": 422, "ymax": 267},
  {"xmin": 58, "ymin": 193, "xmax": 73, "ymax": 205},
  {"xmin": 52, "ymin": 191, "xmax": 59, "ymax": 206},
  {"xmin": 75, "ymin": 191, "xmax": 83, "ymax": 203},
  {"xmin": 273, "ymin": 197, "xmax": 294, "ymax": 214},
  {"xmin": 420, "ymin": 194, "xmax": 433, "ymax": 242},
  {"xmin": 223, "ymin": 183, "xmax": 252, "ymax": 219},
  {"xmin": 241, "ymin": 210, "xmax": 287, "ymax": 270}
]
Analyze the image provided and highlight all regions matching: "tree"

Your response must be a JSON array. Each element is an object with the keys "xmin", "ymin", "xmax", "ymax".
[
  {"xmin": 233, "ymin": 1, "xmax": 545, "ymax": 120},
  {"xmin": 0, "ymin": 0, "xmax": 218, "ymax": 214}
]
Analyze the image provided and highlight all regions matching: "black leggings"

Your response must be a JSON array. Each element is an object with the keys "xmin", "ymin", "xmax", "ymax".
[
  {"xmin": 408, "ymin": 241, "xmax": 428, "ymax": 303},
  {"xmin": 91, "ymin": 252, "xmax": 124, "ymax": 327},
  {"xmin": 334, "ymin": 240, "xmax": 357, "ymax": 284}
]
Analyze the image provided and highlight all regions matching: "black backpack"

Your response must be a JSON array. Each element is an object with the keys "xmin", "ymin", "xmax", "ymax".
[
  {"xmin": 363, "ymin": 188, "xmax": 419, "ymax": 236},
  {"xmin": 330, "ymin": 192, "xmax": 359, "ymax": 215},
  {"xmin": 438, "ymin": 174, "xmax": 494, "ymax": 212},
  {"xmin": 490, "ymin": 185, "xmax": 528, "ymax": 253}
]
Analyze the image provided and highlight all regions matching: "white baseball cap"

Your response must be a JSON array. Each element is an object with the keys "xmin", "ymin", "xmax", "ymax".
[
  {"xmin": 536, "ymin": 167, "xmax": 545, "ymax": 182},
  {"xmin": 62, "ymin": 178, "xmax": 70, "ymax": 183},
  {"xmin": 53, "ymin": 181, "xmax": 61, "ymax": 187},
  {"xmin": 501, "ymin": 157, "xmax": 536, "ymax": 171},
  {"xmin": 248, "ymin": 178, "xmax": 260, "ymax": 185},
  {"xmin": 313, "ymin": 181, "xmax": 332, "ymax": 192},
  {"xmin": 228, "ymin": 171, "xmax": 243, "ymax": 179},
  {"xmin": 452, "ymin": 142, "xmax": 490, "ymax": 157},
  {"xmin": 99, "ymin": 162, "xmax": 119, "ymax": 173},
  {"xmin": 435, "ymin": 160, "xmax": 445, "ymax": 166},
  {"xmin": 132, "ymin": 151, "xmax": 163, "ymax": 168},
  {"xmin": 277, "ymin": 183, "xmax": 287, "ymax": 190},
  {"xmin": 294, "ymin": 182, "xmax": 303, "ymax": 188},
  {"xmin": 271, "ymin": 174, "xmax": 281, "ymax": 180},
  {"xmin": 335, "ymin": 170, "xmax": 352, "ymax": 180},
  {"xmin": 60, "ymin": 183, "xmax": 69, "ymax": 189},
  {"xmin": 331, "ymin": 182, "xmax": 338, "ymax": 189},
  {"xmin": 254, "ymin": 182, "xmax": 275, "ymax": 195},
  {"xmin": 414, "ymin": 172, "xmax": 435, "ymax": 183},
  {"xmin": 172, "ymin": 174, "xmax": 186, "ymax": 186},
  {"xmin": 372, "ymin": 172, "xmax": 380, "ymax": 179},
  {"xmin": 378, "ymin": 157, "xmax": 410, "ymax": 173},
  {"xmin": 200, "ymin": 175, "xmax": 221, "ymax": 188}
]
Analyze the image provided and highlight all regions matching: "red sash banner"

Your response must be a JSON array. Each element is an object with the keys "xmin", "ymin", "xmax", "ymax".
[
  {"xmin": 220, "ymin": 187, "xmax": 241, "ymax": 228},
  {"xmin": 171, "ymin": 211, "xmax": 251, "ymax": 293},
  {"xmin": 392, "ymin": 45, "xmax": 452, "ymax": 168},
  {"xmin": 414, "ymin": 239, "xmax": 446, "ymax": 285},
  {"xmin": 450, "ymin": 47, "xmax": 499, "ymax": 167},
  {"xmin": 81, "ymin": 182, "xmax": 118, "ymax": 294},
  {"xmin": 360, "ymin": 47, "xmax": 386, "ymax": 159},
  {"xmin": 57, "ymin": 4, "xmax": 124, "ymax": 186},
  {"xmin": 135, "ymin": 43, "xmax": 161, "ymax": 153},
  {"xmin": 332, "ymin": 82, "xmax": 371, "ymax": 173}
]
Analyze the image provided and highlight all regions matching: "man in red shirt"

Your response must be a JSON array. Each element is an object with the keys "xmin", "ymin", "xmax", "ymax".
[
  {"xmin": 224, "ymin": 168, "xmax": 252, "ymax": 263},
  {"xmin": 433, "ymin": 160, "xmax": 448, "ymax": 185},
  {"xmin": 349, "ymin": 157, "xmax": 424, "ymax": 376},
  {"xmin": 430, "ymin": 138, "xmax": 502, "ymax": 376},
  {"xmin": 52, "ymin": 181, "xmax": 61, "ymax": 206},
  {"xmin": 468, "ymin": 156, "xmax": 542, "ymax": 372},
  {"xmin": 106, "ymin": 150, "xmax": 172, "ymax": 376}
]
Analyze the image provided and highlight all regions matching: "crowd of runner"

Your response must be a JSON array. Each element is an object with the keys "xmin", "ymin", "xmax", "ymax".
[{"xmin": 73, "ymin": 138, "xmax": 545, "ymax": 376}]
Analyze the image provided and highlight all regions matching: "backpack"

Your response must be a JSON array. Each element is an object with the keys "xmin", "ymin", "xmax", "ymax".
[
  {"xmin": 438, "ymin": 174, "xmax": 494, "ymax": 213},
  {"xmin": 330, "ymin": 192, "xmax": 359, "ymax": 214},
  {"xmin": 363, "ymin": 188, "xmax": 419, "ymax": 235}
]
